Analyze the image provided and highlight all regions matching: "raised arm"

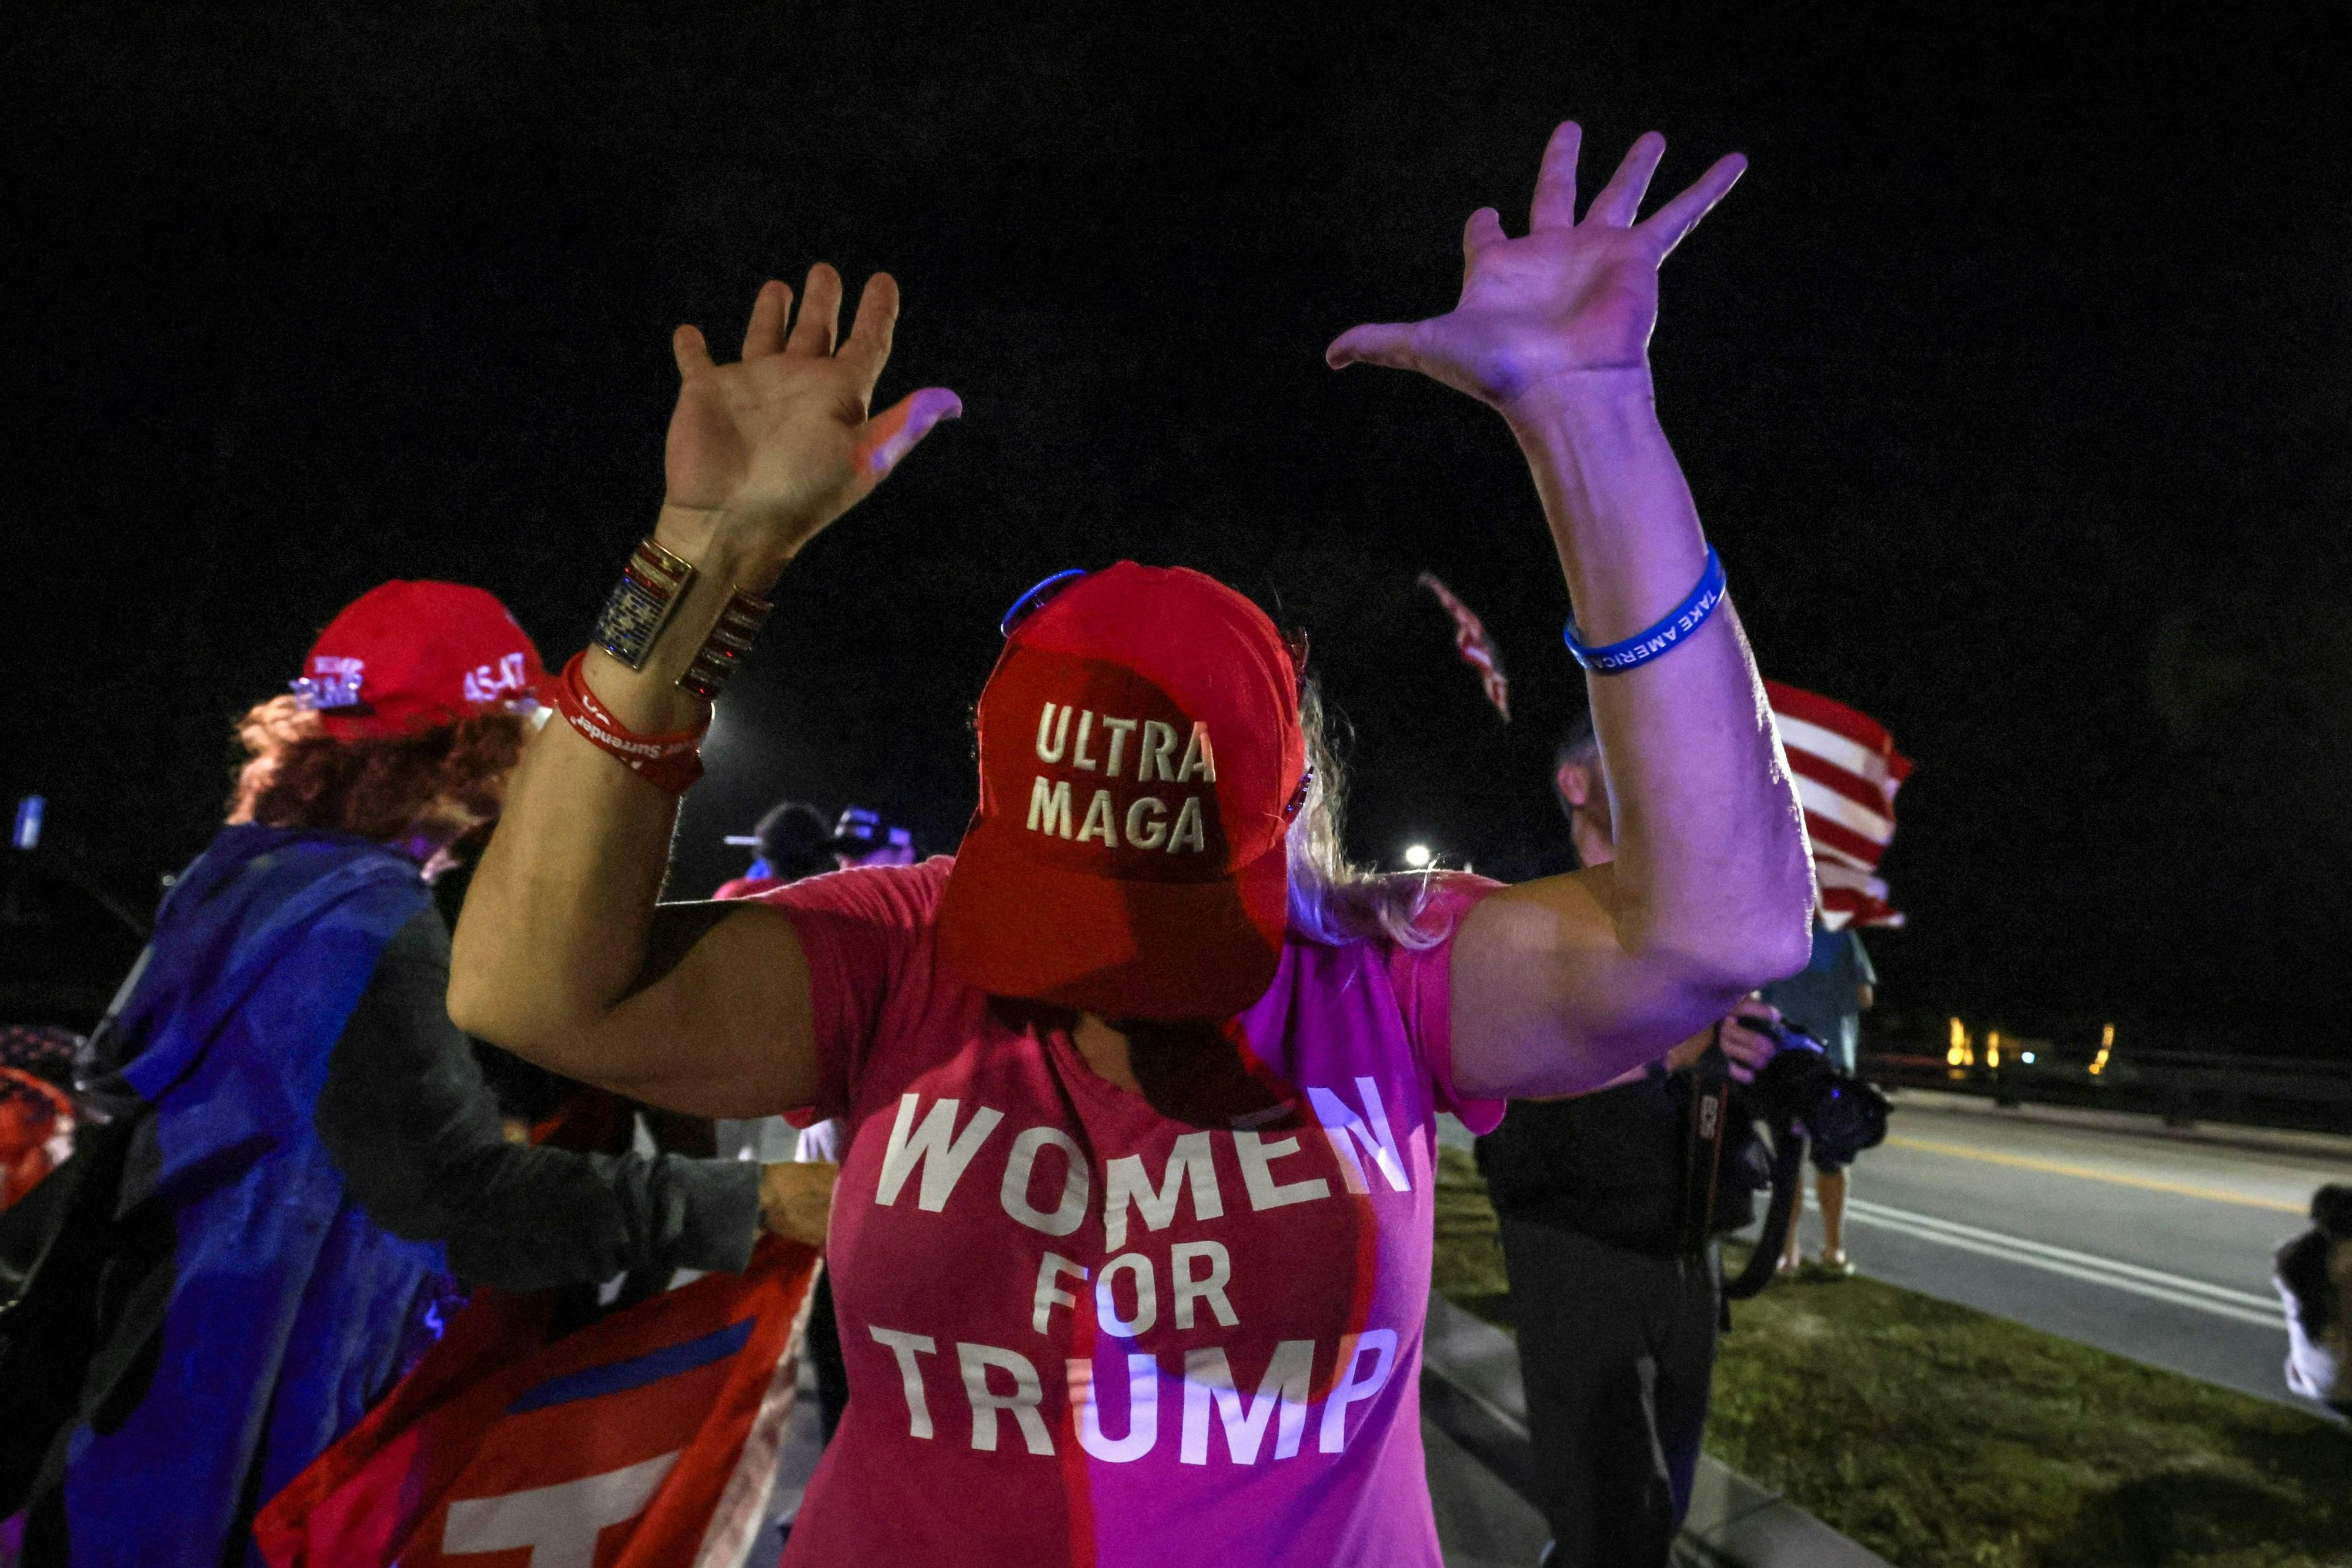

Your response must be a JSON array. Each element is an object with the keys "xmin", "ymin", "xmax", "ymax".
[
  {"xmin": 1328, "ymin": 123, "xmax": 1814, "ymax": 1098},
  {"xmin": 446, "ymin": 266, "xmax": 959, "ymax": 1116}
]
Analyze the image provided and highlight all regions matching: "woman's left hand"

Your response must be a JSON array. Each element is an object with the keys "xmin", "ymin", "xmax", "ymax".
[{"xmin": 1327, "ymin": 123, "xmax": 1744, "ymax": 414}]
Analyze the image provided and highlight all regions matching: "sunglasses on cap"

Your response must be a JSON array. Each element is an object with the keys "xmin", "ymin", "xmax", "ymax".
[
  {"xmin": 998, "ymin": 568, "xmax": 1314, "ymax": 820},
  {"xmin": 999, "ymin": 569, "xmax": 1093, "ymax": 637},
  {"xmin": 1000, "ymin": 569, "xmax": 1312, "ymax": 668}
]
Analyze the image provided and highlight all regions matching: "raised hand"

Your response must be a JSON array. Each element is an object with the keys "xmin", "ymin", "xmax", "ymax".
[
  {"xmin": 1326, "ymin": 124, "xmax": 1743, "ymax": 413},
  {"xmin": 666, "ymin": 266, "xmax": 961, "ymax": 569}
]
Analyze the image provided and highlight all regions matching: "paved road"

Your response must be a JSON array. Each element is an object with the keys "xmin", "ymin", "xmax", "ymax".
[{"xmin": 1772, "ymin": 1089, "xmax": 2351, "ymax": 1418}]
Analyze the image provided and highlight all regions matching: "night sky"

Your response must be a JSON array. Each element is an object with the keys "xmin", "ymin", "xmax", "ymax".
[{"xmin": 9, "ymin": 3, "xmax": 2348, "ymax": 1059}]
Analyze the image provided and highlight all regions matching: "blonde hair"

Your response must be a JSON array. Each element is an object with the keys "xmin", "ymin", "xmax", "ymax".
[{"xmin": 1284, "ymin": 681, "xmax": 1447, "ymax": 951}]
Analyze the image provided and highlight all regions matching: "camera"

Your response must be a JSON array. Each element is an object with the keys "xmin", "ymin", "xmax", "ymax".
[
  {"xmin": 1740, "ymin": 1017, "xmax": 1891, "ymax": 1169},
  {"xmin": 1712, "ymin": 1018, "xmax": 1892, "ymax": 1300}
]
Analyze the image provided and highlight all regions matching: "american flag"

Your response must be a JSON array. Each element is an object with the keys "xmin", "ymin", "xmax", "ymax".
[
  {"xmin": 1416, "ymin": 573, "xmax": 1510, "ymax": 721},
  {"xmin": 1766, "ymin": 680, "xmax": 1912, "ymax": 930}
]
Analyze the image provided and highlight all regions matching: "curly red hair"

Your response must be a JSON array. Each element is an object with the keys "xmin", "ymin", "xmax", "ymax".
[{"xmin": 228, "ymin": 696, "xmax": 530, "ymax": 855}]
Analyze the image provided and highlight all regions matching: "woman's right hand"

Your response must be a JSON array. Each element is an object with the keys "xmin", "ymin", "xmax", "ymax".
[
  {"xmin": 665, "ymin": 266, "xmax": 961, "ymax": 576},
  {"xmin": 759, "ymin": 1159, "xmax": 840, "ymax": 1249}
]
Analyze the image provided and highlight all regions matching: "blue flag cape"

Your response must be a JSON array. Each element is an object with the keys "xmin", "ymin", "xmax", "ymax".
[{"xmin": 59, "ymin": 825, "xmax": 455, "ymax": 1567}]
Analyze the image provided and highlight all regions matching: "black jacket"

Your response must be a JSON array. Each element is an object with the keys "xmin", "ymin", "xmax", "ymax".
[
  {"xmin": 1476, "ymin": 1075, "xmax": 1693, "ymax": 1254},
  {"xmin": 313, "ymin": 906, "xmax": 760, "ymax": 1290}
]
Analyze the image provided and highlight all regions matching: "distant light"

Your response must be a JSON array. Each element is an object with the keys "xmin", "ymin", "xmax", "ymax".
[
  {"xmin": 2089, "ymin": 1022, "xmax": 2115, "ymax": 1077},
  {"xmin": 12, "ymin": 795, "xmax": 42, "ymax": 851},
  {"xmin": 2021, "ymin": 1052, "xmax": 2036, "ymax": 1065},
  {"xmin": 1402, "ymin": 844, "xmax": 1433, "ymax": 869},
  {"xmin": 1946, "ymin": 1016, "xmax": 1973, "ymax": 1069},
  {"xmin": 1986, "ymin": 1029, "xmax": 2002, "ymax": 1071}
]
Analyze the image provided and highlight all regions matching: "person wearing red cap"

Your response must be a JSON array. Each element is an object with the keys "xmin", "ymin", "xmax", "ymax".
[
  {"xmin": 452, "ymin": 122, "xmax": 1813, "ymax": 1567},
  {"xmin": 23, "ymin": 582, "xmax": 829, "ymax": 1568}
]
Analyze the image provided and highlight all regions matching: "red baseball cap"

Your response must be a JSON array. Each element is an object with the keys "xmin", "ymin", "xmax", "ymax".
[
  {"xmin": 938, "ymin": 563, "xmax": 1307, "ymax": 1021},
  {"xmin": 292, "ymin": 581, "xmax": 547, "ymax": 739}
]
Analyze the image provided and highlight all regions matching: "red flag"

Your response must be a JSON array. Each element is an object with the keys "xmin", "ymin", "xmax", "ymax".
[
  {"xmin": 1416, "ymin": 573, "xmax": 1511, "ymax": 721},
  {"xmin": 1765, "ymin": 681, "xmax": 1913, "ymax": 931},
  {"xmin": 256, "ymin": 1239, "xmax": 819, "ymax": 1568}
]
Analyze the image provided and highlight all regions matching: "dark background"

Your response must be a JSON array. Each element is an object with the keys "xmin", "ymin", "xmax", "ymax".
[{"xmin": 6, "ymin": 2, "xmax": 2347, "ymax": 1058}]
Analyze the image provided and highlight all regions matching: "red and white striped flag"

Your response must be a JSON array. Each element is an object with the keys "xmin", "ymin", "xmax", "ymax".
[
  {"xmin": 1416, "ymin": 573, "xmax": 1511, "ymax": 721},
  {"xmin": 1766, "ymin": 680, "xmax": 1913, "ymax": 931}
]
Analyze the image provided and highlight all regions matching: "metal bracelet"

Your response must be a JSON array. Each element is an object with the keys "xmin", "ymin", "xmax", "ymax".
[
  {"xmin": 676, "ymin": 586, "xmax": 775, "ymax": 701},
  {"xmin": 593, "ymin": 537, "xmax": 699, "ymax": 671}
]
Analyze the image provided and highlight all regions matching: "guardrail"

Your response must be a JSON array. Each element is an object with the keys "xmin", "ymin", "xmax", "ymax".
[{"xmin": 1864, "ymin": 1047, "xmax": 2352, "ymax": 1138}]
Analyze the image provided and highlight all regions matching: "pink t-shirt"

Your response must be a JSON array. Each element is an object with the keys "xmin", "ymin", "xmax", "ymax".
[{"xmin": 759, "ymin": 857, "xmax": 1504, "ymax": 1567}]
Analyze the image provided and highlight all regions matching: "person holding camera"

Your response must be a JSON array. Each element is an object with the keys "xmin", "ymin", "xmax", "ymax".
[{"xmin": 1475, "ymin": 718, "xmax": 1784, "ymax": 1568}]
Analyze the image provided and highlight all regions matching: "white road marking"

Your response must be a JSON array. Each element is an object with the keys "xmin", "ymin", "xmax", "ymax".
[{"xmin": 1836, "ymin": 1197, "xmax": 2288, "ymax": 1332}]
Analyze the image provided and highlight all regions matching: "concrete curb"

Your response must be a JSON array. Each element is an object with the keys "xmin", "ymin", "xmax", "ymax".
[{"xmin": 1421, "ymin": 1293, "xmax": 1892, "ymax": 1568}]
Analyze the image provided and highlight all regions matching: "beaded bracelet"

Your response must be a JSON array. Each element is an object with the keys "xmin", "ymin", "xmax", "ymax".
[
  {"xmin": 551, "ymin": 651, "xmax": 707, "ymax": 794},
  {"xmin": 1563, "ymin": 547, "xmax": 1727, "ymax": 674}
]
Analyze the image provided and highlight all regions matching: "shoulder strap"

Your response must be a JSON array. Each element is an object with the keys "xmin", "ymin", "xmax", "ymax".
[{"xmin": 1678, "ymin": 1036, "xmax": 1734, "ymax": 1256}]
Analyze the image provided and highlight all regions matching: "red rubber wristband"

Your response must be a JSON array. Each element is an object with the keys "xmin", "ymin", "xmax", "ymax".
[{"xmin": 552, "ymin": 650, "xmax": 708, "ymax": 794}]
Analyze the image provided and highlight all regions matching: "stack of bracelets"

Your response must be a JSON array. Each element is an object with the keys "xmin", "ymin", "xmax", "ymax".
[{"xmin": 549, "ymin": 534, "xmax": 774, "ymax": 794}]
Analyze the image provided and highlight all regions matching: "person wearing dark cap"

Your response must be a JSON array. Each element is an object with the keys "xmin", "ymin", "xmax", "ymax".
[
  {"xmin": 828, "ymin": 805, "xmax": 917, "ymax": 868},
  {"xmin": 453, "ymin": 123, "xmax": 1812, "ymax": 1566},
  {"xmin": 19, "ymin": 583, "xmax": 829, "ymax": 1568},
  {"xmin": 716, "ymin": 799, "xmax": 835, "ymax": 898}
]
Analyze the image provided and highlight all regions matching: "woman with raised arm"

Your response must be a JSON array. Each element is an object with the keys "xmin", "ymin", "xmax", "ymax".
[{"xmin": 450, "ymin": 122, "xmax": 1812, "ymax": 1567}]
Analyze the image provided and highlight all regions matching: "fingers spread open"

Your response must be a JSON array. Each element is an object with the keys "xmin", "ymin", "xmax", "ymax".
[
  {"xmin": 671, "ymin": 323, "xmax": 716, "ymax": 380},
  {"xmin": 851, "ymin": 386, "xmax": 963, "ymax": 486},
  {"xmin": 837, "ymin": 273, "xmax": 903, "ymax": 399},
  {"xmin": 740, "ymin": 279, "xmax": 791, "ymax": 360},
  {"xmin": 1529, "ymin": 121, "xmax": 1582, "ymax": 231},
  {"xmin": 1325, "ymin": 321, "xmax": 1420, "ymax": 372},
  {"xmin": 1586, "ymin": 130, "xmax": 1667, "ymax": 228},
  {"xmin": 787, "ymin": 263, "xmax": 843, "ymax": 356},
  {"xmin": 1461, "ymin": 208, "xmax": 1508, "ymax": 288},
  {"xmin": 1462, "ymin": 206, "xmax": 1508, "ymax": 261},
  {"xmin": 1638, "ymin": 151, "xmax": 1748, "ymax": 260}
]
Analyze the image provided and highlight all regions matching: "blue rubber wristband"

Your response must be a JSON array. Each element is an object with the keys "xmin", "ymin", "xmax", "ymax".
[{"xmin": 1563, "ymin": 547, "xmax": 1727, "ymax": 674}]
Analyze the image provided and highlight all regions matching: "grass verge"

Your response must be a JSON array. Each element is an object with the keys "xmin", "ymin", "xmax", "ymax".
[{"xmin": 1432, "ymin": 1145, "xmax": 2352, "ymax": 1567}]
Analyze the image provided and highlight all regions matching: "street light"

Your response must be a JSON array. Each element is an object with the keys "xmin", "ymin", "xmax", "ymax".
[{"xmin": 1402, "ymin": 843, "xmax": 1433, "ymax": 869}]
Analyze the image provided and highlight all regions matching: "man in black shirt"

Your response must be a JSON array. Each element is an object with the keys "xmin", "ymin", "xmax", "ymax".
[{"xmin": 1475, "ymin": 721, "xmax": 1782, "ymax": 1568}]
